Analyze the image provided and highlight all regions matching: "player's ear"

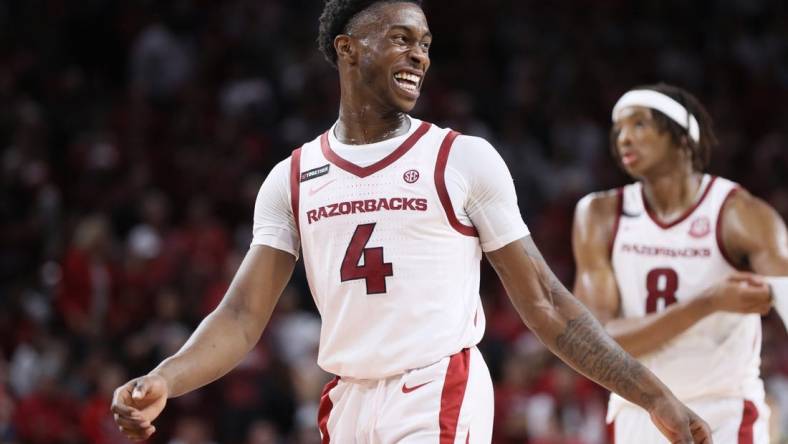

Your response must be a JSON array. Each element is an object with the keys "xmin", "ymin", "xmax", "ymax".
[
  {"xmin": 678, "ymin": 135, "xmax": 692, "ymax": 153},
  {"xmin": 677, "ymin": 135, "xmax": 695, "ymax": 163},
  {"xmin": 335, "ymin": 34, "xmax": 357, "ymax": 65}
]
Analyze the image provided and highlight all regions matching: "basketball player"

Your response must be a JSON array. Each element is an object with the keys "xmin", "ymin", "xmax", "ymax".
[
  {"xmin": 111, "ymin": 3, "xmax": 712, "ymax": 443},
  {"xmin": 573, "ymin": 83, "xmax": 788, "ymax": 443}
]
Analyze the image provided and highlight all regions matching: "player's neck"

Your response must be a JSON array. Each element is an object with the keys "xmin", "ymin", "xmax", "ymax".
[
  {"xmin": 335, "ymin": 101, "xmax": 410, "ymax": 145},
  {"xmin": 641, "ymin": 168, "xmax": 703, "ymax": 221}
]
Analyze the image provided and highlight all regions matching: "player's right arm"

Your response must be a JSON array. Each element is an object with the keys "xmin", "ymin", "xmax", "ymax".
[
  {"xmin": 111, "ymin": 246, "xmax": 295, "ymax": 441},
  {"xmin": 112, "ymin": 158, "xmax": 299, "ymax": 441},
  {"xmin": 572, "ymin": 192, "xmax": 770, "ymax": 358}
]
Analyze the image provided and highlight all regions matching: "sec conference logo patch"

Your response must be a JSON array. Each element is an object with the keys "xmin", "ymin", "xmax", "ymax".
[
  {"xmin": 689, "ymin": 216, "xmax": 711, "ymax": 238},
  {"xmin": 403, "ymin": 169, "xmax": 420, "ymax": 184}
]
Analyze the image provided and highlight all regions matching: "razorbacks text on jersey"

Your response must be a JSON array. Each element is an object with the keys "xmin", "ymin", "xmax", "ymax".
[
  {"xmin": 291, "ymin": 118, "xmax": 487, "ymax": 380},
  {"xmin": 608, "ymin": 175, "xmax": 764, "ymax": 420}
]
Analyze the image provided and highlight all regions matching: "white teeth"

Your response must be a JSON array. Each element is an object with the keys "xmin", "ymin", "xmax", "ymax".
[
  {"xmin": 393, "ymin": 72, "xmax": 421, "ymax": 85},
  {"xmin": 398, "ymin": 82, "xmax": 417, "ymax": 92}
]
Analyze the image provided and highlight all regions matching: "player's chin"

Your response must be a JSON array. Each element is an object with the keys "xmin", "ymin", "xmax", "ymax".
[
  {"xmin": 620, "ymin": 163, "xmax": 646, "ymax": 180},
  {"xmin": 389, "ymin": 87, "xmax": 420, "ymax": 112},
  {"xmin": 398, "ymin": 99, "xmax": 418, "ymax": 112}
]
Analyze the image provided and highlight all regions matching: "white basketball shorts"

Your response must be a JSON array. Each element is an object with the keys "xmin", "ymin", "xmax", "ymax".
[
  {"xmin": 317, "ymin": 346, "xmax": 493, "ymax": 444},
  {"xmin": 612, "ymin": 396, "xmax": 769, "ymax": 444}
]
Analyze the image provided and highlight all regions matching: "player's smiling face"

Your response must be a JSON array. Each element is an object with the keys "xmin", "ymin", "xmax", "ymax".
[
  {"xmin": 613, "ymin": 107, "xmax": 681, "ymax": 179},
  {"xmin": 352, "ymin": 3, "xmax": 432, "ymax": 112}
]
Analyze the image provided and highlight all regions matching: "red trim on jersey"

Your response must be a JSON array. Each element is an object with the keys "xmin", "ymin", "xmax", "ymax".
[
  {"xmin": 738, "ymin": 400, "xmax": 758, "ymax": 444},
  {"xmin": 435, "ymin": 131, "xmax": 479, "ymax": 237},
  {"xmin": 290, "ymin": 147, "xmax": 303, "ymax": 235},
  {"xmin": 717, "ymin": 187, "xmax": 742, "ymax": 269},
  {"xmin": 439, "ymin": 348, "xmax": 470, "ymax": 444},
  {"xmin": 608, "ymin": 420, "xmax": 615, "ymax": 444},
  {"xmin": 642, "ymin": 176, "xmax": 717, "ymax": 229},
  {"xmin": 318, "ymin": 376, "xmax": 340, "ymax": 444},
  {"xmin": 320, "ymin": 121, "xmax": 432, "ymax": 178},
  {"xmin": 609, "ymin": 187, "xmax": 624, "ymax": 258}
]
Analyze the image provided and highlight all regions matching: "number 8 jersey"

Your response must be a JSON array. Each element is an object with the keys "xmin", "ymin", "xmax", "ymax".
[
  {"xmin": 608, "ymin": 174, "xmax": 764, "ymax": 419},
  {"xmin": 252, "ymin": 116, "xmax": 529, "ymax": 380}
]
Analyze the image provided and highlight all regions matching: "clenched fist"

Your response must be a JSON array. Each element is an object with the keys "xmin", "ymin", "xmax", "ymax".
[{"xmin": 111, "ymin": 374, "xmax": 169, "ymax": 441}]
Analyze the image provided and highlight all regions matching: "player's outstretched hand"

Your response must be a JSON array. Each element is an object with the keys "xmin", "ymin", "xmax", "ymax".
[
  {"xmin": 708, "ymin": 272, "xmax": 772, "ymax": 315},
  {"xmin": 111, "ymin": 374, "xmax": 169, "ymax": 441},
  {"xmin": 648, "ymin": 395, "xmax": 712, "ymax": 444}
]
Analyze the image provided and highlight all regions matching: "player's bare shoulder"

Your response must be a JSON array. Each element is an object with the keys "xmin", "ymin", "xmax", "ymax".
[
  {"xmin": 575, "ymin": 189, "xmax": 621, "ymax": 233},
  {"xmin": 572, "ymin": 188, "xmax": 623, "ymax": 257},
  {"xmin": 722, "ymin": 187, "xmax": 773, "ymax": 219},
  {"xmin": 719, "ymin": 185, "xmax": 785, "ymax": 261}
]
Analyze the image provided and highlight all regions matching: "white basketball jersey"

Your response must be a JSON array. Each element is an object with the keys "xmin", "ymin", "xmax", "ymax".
[
  {"xmin": 608, "ymin": 175, "xmax": 764, "ymax": 419},
  {"xmin": 290, "ymin": 120, "xmax": 485, "ymax": 380}
]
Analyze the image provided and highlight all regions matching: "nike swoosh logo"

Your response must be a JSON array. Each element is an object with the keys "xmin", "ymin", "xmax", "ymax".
[
  {"xmin": 621, "ymin": 209, "xmax": 642, "ymax": 218},
  {"xmin": 402, "ymin": 381, "xmax": 432, "ymax": 394},
  {"xmin": 308, "ymin": 179, "xmax": 337, "ymax": 196}
]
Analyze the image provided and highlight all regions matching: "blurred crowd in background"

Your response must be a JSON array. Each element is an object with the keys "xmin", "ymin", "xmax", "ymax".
[{"xmin": 1, "ymin": 0, "xmax": 788, "ymax": 443}]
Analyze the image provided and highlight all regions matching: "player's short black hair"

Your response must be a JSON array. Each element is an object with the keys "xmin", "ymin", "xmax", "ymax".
[
  {"xmin": 317, "ymin": 0, "xmax": 423, "ymax": 68},
  {"xmin": 610, "ymin": 83, "xmax": 717, "ymax": 172}
]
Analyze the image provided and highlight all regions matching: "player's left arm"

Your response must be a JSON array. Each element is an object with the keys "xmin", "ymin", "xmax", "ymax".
[
  {"xmin": 488, "ymin": 237, "xmax": 668, "ymax": 409},
  {"xmin": 721, "ymin": 189, "xmax": 788, "ymax": 275},
  {"xmin": 486, "ymin": 237, "xmax": 709, "ymax": 443},
  {"xmin": 453, "ymin": 136, "xmax": 709, "ymax": 442},
  {"xmin": 456, "ymin": 135, "xmax": 685, "ymax": 405}
]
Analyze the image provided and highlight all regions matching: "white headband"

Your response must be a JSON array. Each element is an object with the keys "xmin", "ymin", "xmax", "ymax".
[{"xmin": 612, "ymin": 89, "xmax": 700, "ymax": 143}]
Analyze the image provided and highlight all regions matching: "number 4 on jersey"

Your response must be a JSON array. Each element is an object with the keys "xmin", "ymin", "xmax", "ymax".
[{"xmin": 341, "ymin": 223, "xmax": 393, "ymax": 294}]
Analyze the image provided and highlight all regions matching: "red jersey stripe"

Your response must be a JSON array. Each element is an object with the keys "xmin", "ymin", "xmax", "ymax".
[
  {"xmin": 738, "ymin": 400, "xmax": 758, "ymax": 444},
  {"xmin": 320, "ymin": 121, "xmax": 431, "ymax": 178},
  {"xmin": 716, "ymin": 187, "xmax": 741, "ymax": 269},
  {"xmin": 642, "ymin": 176, "xmax": 717, "ymax": 229},
  {"xmin": 435, "ymin": 131, "xmax": 478, "ymax": 237},
  {"xmin": 439, "ymin": 348, "xmax": 471, "ymax": 444},
  {"xmin": 317, "ymin": 376, "xmax": 340, "ymax": 444},
  {"xmin": 609, "ymin": 187, "xmax": 624, "ymax": 258},
  {"xmin": 290, "ymin": 147, "xmax": 303, "ymax": 235}
]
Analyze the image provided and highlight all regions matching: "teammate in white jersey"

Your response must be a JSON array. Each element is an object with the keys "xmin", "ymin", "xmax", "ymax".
[
  {"xmin": 111, "ymin": 3, "xmax": 712, "ymax": 443},
  {"xmin": 573, "ymin": 83, "xmax": 788, "ymax": 443}
]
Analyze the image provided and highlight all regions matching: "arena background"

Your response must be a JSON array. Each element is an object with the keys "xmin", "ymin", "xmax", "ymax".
[{"xmin": 1, "ymin": 0, "xmax": 787, "ymax": 443}]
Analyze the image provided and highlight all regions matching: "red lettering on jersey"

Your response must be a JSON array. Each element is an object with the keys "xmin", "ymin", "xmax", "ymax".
[
  {"xmin": 646, "ymin": 268, "xmax": 679, "ymax": 313},
  {"xmin": 620, "ymin": 243, "xmax": 710, "ymax": 258},
  {"xmin": 305, "ymin": 197, "xmax": 429, "ymax": 224},
  {"xmin": 364, "ymin": 199, "xmax": 377, "ymax": 212},
  {"xmin": 341, "ymin": 223, "xmax": 393, "ymax": 294}
]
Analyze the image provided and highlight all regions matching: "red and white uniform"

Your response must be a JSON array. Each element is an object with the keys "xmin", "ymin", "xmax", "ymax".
[
  {"xmin": 609, "ymin": 174, "xmax": 769, "ymax": 443},
  {"xmin": 251, "ymin": 116, "xmax": 529, "ymax": 442}
]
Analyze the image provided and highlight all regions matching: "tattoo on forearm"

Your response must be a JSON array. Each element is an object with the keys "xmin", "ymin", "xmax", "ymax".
[
  {"xmin": 516, "ymin": 237, "xmax": 659, "ymax": 409},
  {"xmin": 555, "ymin": 306, "xmax": 656, "ymax": 409}
]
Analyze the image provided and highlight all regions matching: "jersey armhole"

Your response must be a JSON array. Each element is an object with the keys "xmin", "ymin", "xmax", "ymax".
[
  {"xmin": 608, "ymin": 187, "xmax": 624, "ymax": 258},
  {"xmin": 716, "ymin": 186, "xmax": 741, "ymax": 269},
  {"xmin": 434, "ymin": 131, "xmax": 478, "ymax": 237},
  {"xmin": 290, "ymin": 147, "xmax": 303, "ymax": 238}
]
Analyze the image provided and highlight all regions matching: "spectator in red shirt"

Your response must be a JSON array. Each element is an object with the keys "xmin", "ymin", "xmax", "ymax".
[{"xmin": 57, "ymin": 215, "xmax": 117, "ymax": 339}]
